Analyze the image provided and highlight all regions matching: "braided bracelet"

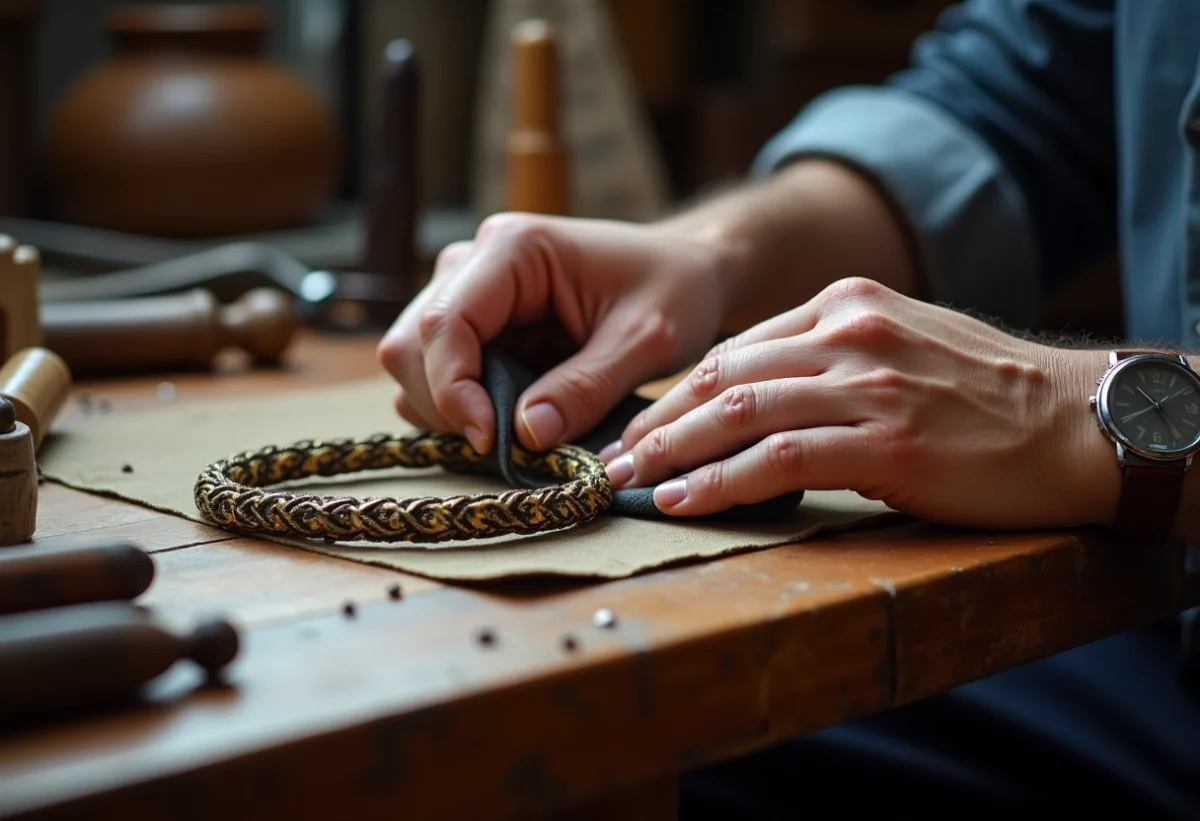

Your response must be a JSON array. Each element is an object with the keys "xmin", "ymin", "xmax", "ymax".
[{"xmin": 193, "ymin": 431, "xmax": 613, "ymax": 543}]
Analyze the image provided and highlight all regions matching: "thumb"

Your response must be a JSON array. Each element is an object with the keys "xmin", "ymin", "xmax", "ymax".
[{"xmin": 514, "ymin": 312, "xmax": 675, "ymax": 451}]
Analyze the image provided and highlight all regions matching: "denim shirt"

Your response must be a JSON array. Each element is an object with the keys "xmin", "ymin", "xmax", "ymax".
[{"xmin": 753, "ymin": 0, "xmax": 1200, "ymax": 348}]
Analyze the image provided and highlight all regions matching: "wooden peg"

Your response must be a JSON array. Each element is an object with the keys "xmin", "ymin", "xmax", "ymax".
[
  {"xmin": 41, "ymin": 286, "xmax": 297, "ymax": 377},
  {"xmin": 0, "ymin": 346, "xmax": 72, "ymax": 450},
  {"xmin": 0, "ymin": 395, "xmax": 36, "ymax": 547},
  {"xmin": 362, "ymin": 39, "xmax": 419, "ymax": 325},
  {"xmin": 507, "ymin": 19, "xmax": 569, "ymax": 215},
  {"xmin": 0, "ymin": 601, "xmax": 239, "ymax": 724},
  {"xmin": 0, "ymin": 540, "xmax": 155, "ymax": 615},
  {"xmin": 0, "ymin": 234, "xmax": 42, "ymax": 361}
]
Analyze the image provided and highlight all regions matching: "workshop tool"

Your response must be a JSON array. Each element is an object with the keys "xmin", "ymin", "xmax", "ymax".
[
  {"xmin": 0, "ymin": 395, "xmax": 35, "ymax": 546},
  {"xmin": 0, "ymin": 601, "xmax": 239, "ymax": 724},
  {"xmin": 0, "ymin": 540, "xmax": 155, "ymax": 615},
  {"xmin": 0, "ymin": 346, "xmax": 72, "ymax": 450},
  {"xmin": 42, "ymin": 286, "xmax": 297, "ymax": 376}
]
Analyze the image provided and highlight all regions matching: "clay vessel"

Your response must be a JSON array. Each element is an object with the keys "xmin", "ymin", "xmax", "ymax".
[{"xmin": 46, "ymin": 3, "xmax": 339, "ymax": 238}]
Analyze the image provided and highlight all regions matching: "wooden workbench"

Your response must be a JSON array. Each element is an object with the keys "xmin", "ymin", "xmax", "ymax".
[{"xmin": 0, "ymin": 330, "xmax": 1195, "ymax": 821}]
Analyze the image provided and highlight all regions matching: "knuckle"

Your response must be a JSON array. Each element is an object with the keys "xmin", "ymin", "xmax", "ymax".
[
  {"xmin": 857, "ymin": 367, "xmax": 910, "ymax": 407},
  {"xmin": 637, "ymin": 311, "xmax": 682, "ymax": 366},
  {"xmin": 827, "ymin": 310, "xmax": 901, "ymax": 348},
  {"xmin": 478, "ymin": 211, "xmax": 549, "ymax": 244},
  {"xmin": 714, "ymin": 384, "xmax": 758, "ymax": 429},
  {"xmin": 558, "ymin": 366, "xmax": 612, "ymax": 418},
  {"xmin": 763, "ymin": 432, "xmax": 805, "ymax": 478},
  {"xmin": 690, "ymin": 462, "xmax": 726, "ymax": 497},
  {"xmin": 823, "ymin": 276, "xmax": 886, "ymax": 304},
  {"xmin": 687, "ymin": 356, "xmax": 722, "ymax": 401},
  {"xmin": 642, "ymin": 426, "xmax": 671, "ymax": 462},
  {"xmin": 876, "ymin": 420, "xmax": 920, "ymax": 468},
  {"xmin": 416, "ymin": 304, "xmax": 452, "ymax": 346},
  {"xmin": 434, "ymin": 241, "xmax": 471, "ymax": 273}
]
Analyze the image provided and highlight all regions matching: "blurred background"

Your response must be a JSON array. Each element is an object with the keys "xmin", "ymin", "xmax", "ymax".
[{"xmin": 0, "ymin": 0, "xmax": 1121, "ymax": 373}]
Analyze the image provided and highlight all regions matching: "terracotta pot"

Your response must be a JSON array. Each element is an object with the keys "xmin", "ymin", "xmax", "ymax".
[{"xmin": 46, "ymin": 3, "xmax": 340, "ymax": 238}]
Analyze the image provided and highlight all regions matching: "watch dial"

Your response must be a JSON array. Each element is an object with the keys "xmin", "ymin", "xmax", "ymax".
[{"xmin": 1106, "ymin": 359, "xmax": 1200, "ymax": 453}]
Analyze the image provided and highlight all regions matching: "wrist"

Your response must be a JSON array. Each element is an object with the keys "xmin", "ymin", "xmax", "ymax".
[{"xmin": 1056, "ymin": 348, "xmax": 1124, "ymax": 528}]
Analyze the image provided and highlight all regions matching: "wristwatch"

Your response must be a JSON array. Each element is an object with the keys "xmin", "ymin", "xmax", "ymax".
[{"xmin": 1091, "ymin": 350, "xmax": 1200, "ymax": 545}]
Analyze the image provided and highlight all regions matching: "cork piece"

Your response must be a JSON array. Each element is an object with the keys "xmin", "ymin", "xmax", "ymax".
[
  {"xmin": 0, "ymin": 235, "xmax": 43, "ymax": 362},
  {"xmin": 0, "ymin": 396, "xmax": 36, "ymax": 547},
  {"xmin": 506, "ymin": 20, "xmax": 569, "ymax": 215},
  {"xmin": 0, "ymin": 347, "xmax": 72, "ymax": 450}
]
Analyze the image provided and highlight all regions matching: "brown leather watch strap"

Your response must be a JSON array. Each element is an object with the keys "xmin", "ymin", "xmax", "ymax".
[{"xmin": 1113, "ymin": 456, "xmax": 1187, "ymax": 546}]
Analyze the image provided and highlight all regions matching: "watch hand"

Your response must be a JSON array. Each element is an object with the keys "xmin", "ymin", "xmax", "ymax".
[
  {"xmin": 1162, "ymin": 388, "xmax": 1192, "ymax": 404},
  {"xmin": 1136, "ymin": 387, "xmax": 1162, "ymax": 409},
  {"xmin": 1120, "ymin": 405, "xmax": 1157, "ymax": 423}
]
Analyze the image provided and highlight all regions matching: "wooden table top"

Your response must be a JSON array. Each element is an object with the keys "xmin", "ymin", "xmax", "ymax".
[{"xmin": 1, "ymin": 330, "xmax": 1196, "ymax": 821}]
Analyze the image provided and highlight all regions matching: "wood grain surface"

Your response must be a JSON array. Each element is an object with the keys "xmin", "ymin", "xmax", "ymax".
[{"xmin": 0, "ymin": 330, "xmax": 1193, "ymax": 821}]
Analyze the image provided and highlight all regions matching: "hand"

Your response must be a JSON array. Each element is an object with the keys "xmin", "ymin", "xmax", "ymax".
[
  {"xmin": 376, "ymin": 212, "xmax": 727, "ymax": 454},
  {"xmin": 602, "ymin": 277, "xmax": 1121, "ymax": 531}
]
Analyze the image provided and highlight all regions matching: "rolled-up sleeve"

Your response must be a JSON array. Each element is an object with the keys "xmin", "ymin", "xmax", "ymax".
[
  {"xmin": 752, "ymin": 0, "xmax": 1118, "ymax": 333},
  {"xmin": 753, "ymin": 85, "xmax": 1041, "ymax": 329}
]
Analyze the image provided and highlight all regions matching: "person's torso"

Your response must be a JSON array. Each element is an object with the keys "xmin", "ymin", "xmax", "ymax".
[{"xmin": 1115, "ymin": 1, "xmax": 1200, "ymax": 347}]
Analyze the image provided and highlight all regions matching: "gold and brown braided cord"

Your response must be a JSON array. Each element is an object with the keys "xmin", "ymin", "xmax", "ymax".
[{"xmin": 193, "ymin": 432, "xmax": 613, "ymax": 543}]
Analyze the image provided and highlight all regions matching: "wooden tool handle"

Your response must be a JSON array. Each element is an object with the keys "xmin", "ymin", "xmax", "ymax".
[
  {"xmin": 42, "ymin": 286, "xmax": 297, "ymax": 376},
  {"xmin": 507, "ymin": 19, "xmax": 569, "ymax": 215},
  {"xmin": 0, "ymin": 602, "xmax": 239, "ymax": 723},
  {"xmin": 0, "ymin": 346, "xmax": 71, "ymax": 451},
  {"xmin": 0, "ymin": 540, "xmax": 154, "ymax": 615},
  {"xmin": 0, "ymin": 396, "xmax": 36, "ymax": 547},
  {"xmin": 362, "ymin": 38, "xmax": 419, "ymax": 322}
]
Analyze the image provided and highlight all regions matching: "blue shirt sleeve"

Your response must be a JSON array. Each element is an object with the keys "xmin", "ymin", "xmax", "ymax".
[{"xmin": 753, "ymin": 0, "xmax": 1117, "ymax": 330}]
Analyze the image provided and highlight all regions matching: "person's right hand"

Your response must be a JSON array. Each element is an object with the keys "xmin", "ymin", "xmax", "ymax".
[{"xmin": 376, "ymin": 211, "xmax": 729, "ymax": 455}]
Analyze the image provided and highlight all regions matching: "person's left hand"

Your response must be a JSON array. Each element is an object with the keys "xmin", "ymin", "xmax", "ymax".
[{"xmin": 600, "ymin": 277, "xmax": 1121, "ymax": 531}]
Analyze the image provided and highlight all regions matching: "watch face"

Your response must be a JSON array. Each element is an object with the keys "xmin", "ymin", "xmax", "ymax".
[{"xmin": 1100, "ymin": 356, "xmax": 1200, "ymax": 456}]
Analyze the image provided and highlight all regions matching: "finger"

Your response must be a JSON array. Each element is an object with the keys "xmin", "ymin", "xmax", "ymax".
[
  {"xmin": 607, "ymin": 376, "xmax": 859, "ymax": 489},
  {"xmin": 377, "ymin": 280, "xmax": 462, "ymax": 433},
  {"xmin": 416, "ymin": 226, "xmax": 553, "ymax": 452},
  {"xmin": 617, "ymin": 337, "xmax": 832, "ymax": 451},
  {"xmin": 651, "ymin": 426, "xmax": 874, "ymax": 516},
  {"xmin": 392, "ymin": 386, "xmax": 439, "ymax": 432},
  {"xmin": 515, "ymin": 307, "xmax": 679, "ymax": 450}
]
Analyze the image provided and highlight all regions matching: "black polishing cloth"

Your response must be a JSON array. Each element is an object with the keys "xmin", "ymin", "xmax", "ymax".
[{"xmin": 477, "ymin": 346, "xmax": 803, "ymax": 522}]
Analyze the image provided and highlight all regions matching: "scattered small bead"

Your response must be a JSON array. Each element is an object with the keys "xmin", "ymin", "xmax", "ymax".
[
  {"xmin": 342, "ymin": 601, "xmax": 357, "ymax": 618},
  {"xmin": 476, "ymin": 627, "xmax": 497, "ymax": 648},
  {"xmin": 592, "ymin": 608, "xmax": 617, "ymax": 629},
  {"xmin": 387, "ymin": 583, "xmax": 403, "ymax": 601},
  {"xmin": 121, "ymin": 464, "xmax": 133, "ymax": 474},
  {"xmin": 77, "ymin": 393, "xmax": 93, "ymax": 413},
  {"xmin": 98, "ymin": 398, "xmax": 112, "ymax": 413},
  {"xmin": 561, "ymin": 634, "xmax": 579, "ymax": 653}
]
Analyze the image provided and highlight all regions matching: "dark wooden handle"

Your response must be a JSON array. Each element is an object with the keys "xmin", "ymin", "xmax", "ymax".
[
  {"xmin": 0, "ymin": 601, "xmax": 239, "ymax": 724},
  {"xmin": 41, "ymin": 286, "xmax": 297, "ymax": 376},
  {"xmin": 362, "ymin": 38, "xmax": 419, "ymax": 324},
  {"xmin": 0, "ymin": 540, "xmax": 154, "ymax": 616}
]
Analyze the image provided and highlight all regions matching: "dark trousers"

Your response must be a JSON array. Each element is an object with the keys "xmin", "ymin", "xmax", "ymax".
[{"xmin": 680, "ymin": 608, "xmax": 1200, "ymax": 820}]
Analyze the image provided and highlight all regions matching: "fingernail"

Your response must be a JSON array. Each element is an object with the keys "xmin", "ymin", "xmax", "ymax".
[
  {"xmin": 598, "ymin": 440, "xmax": 623, "ymax": 463},
  {"xmin": 464, "ymin": 425, "xmax": 488, "ymax": 454},
  {"xmin": 605, "ymin": 453, "xmax": 635, "ymax": 487},
  {"xmin": 654, "ymin": 477, "xmax": 688, "ymax": 508},
  {"xmin": 521, "ymin": 402, "xmax": 565, "ymax": 450}
]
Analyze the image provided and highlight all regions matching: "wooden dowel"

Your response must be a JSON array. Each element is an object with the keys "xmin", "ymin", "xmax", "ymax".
[
  {"xmin": 0, "ymin": 395, "xmax": 35, "ymax": 547},
  {"xmin": 41, "ymin": 287, "xmax": 297, "ymax": 376},
  {"xmin": 506, "ymin": 20, "xmax": 569, "ymax": 215},
  {"xmin": 0, "ymin": 601, "xmax": 239, "ymax": 724},
  {"xmin": 0, "ymin": 540, "xmax": 155, "ymax": 614}
]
